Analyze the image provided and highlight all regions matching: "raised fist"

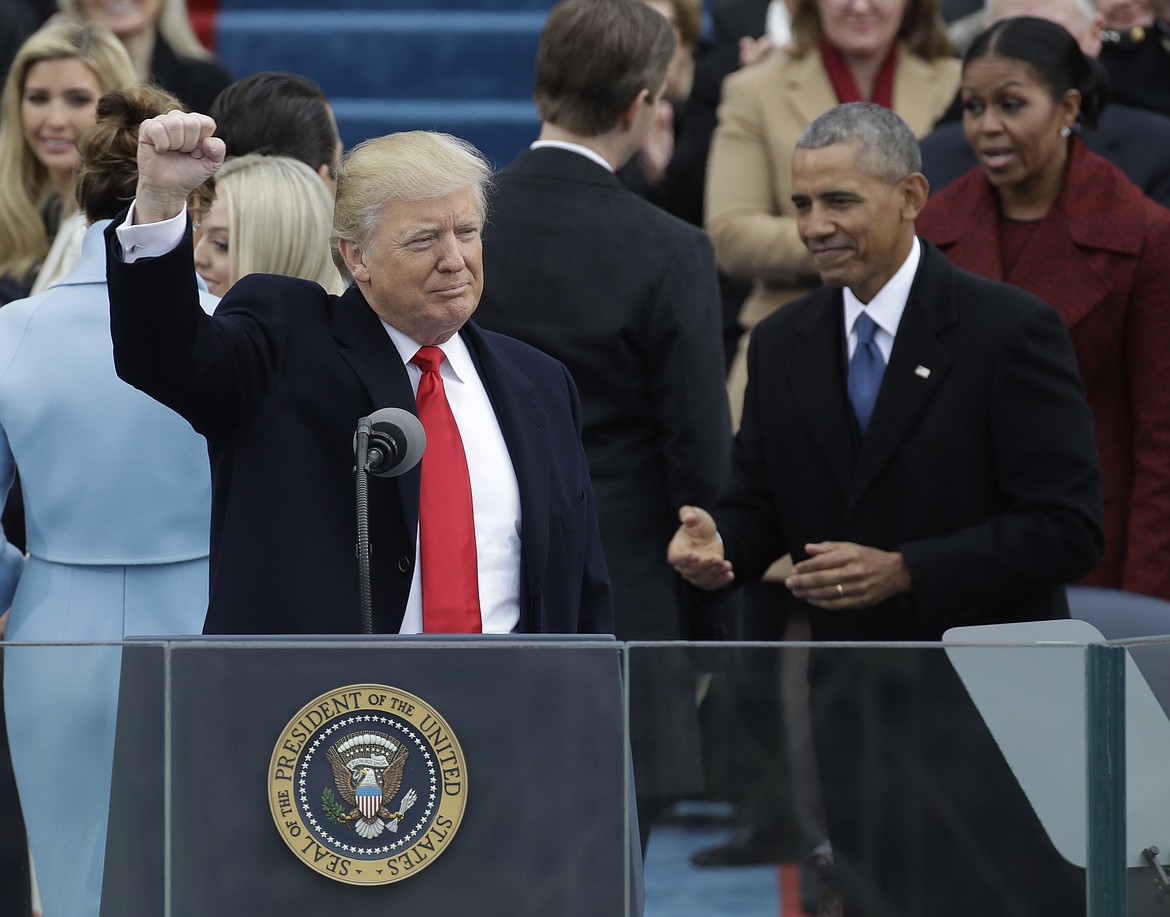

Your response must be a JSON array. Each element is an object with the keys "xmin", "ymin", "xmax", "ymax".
[{"xmin": 134, "ymin": 110, "xmax": 226, "ymax": 224}]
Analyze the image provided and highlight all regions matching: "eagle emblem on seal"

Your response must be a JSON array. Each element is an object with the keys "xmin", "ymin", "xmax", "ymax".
[{"xmin": 325, "ymin": 732, "xmax": 417, "ymax": 839}]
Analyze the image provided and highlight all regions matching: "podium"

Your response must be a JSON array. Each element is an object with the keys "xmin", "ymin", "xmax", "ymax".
[{"xmin": 100, "ymin": 636, "xmax": 640, "ymax": 916}]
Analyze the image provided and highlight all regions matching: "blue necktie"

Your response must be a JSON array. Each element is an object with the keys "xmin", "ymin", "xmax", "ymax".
[{"xmin": 848, "ymin": 312, "xmax": 885, "ymax": 436}]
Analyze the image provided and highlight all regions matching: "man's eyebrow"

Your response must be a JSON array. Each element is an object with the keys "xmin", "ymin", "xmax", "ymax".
[
  {"xmin": 400, "ymin": 223, "xmax": 441, "ymax": 238},
  {"xmin": 791, "ymin": 189, "xmax": 862, "ymax": 204}
]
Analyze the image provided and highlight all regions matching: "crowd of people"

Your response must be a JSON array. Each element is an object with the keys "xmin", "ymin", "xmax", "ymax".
[{"xmin": 1, "ymin": 0, "xmax": 1169, "ymax": 915}]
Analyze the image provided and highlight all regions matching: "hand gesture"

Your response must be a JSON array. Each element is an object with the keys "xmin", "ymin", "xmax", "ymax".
[
  {"xmin": 134, "ymin": 110, "xmax": 226, "ymax": 224},
  {"xmin": 785, "ymin": 541, "xmax": 911, "ymax": 609},
  {"xmin": 668, "ymin": 505, "xmax": 734, "ymax": 591},
  {"xmin": 738, "ymin": 35, "xmax": 775, "ymax": 67},
  {"xmin": 637, "ymin": 100, "xmax": 674, "ymax": 186}
]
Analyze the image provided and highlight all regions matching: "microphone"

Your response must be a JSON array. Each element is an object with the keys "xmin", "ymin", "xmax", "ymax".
[{"xmin": 353, "ymin": 408, "xmax": 425, "ymax": 477}]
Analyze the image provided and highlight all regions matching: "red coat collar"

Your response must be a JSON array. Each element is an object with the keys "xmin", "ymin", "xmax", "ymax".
[
  {"xmin": 920, "ymin": 138, "xmax": 1145, "ymax": 257},
  {"xmin": 917, "ymin": 139, "xmax": 1146, "ymax": 327}
]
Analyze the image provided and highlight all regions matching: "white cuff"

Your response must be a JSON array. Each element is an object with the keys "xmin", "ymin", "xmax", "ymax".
[{"xmin": 116, "ymin": 202, "xmax": 188, "ymax": 263}]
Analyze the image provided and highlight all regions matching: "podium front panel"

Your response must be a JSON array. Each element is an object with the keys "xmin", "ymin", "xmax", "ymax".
[{"xmin": 102, "ymin": 637, "xmax": 633, "ymax": 917}]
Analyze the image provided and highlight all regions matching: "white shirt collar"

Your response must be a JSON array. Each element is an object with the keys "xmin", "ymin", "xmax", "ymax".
[
  {"xmin": 529, "ymin": 139, "xmax": 614, "ymax": 173},
  {"xmin": 381, "ymin": 320, "xmax": 475, "ymax": 387},
  {"xmin": 843, "ymin": 236, "xmax": 921, "ymax": 358}
]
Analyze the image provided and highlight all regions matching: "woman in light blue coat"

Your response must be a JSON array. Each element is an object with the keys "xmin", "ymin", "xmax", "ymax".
[{"xmin": 0, "ymin": 85, "xmax": 214, "ymax": 917}]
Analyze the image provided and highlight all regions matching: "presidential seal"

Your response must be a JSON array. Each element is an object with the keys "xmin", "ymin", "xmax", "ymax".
[{"xmin": 268, "ymin": 684, "xmax": 467, "ymax": 885}]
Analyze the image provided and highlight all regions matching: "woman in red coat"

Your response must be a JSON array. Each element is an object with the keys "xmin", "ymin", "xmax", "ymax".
[{"xmin": 918, "ymin": 16, "xmax": 1170, "ymax": 600}]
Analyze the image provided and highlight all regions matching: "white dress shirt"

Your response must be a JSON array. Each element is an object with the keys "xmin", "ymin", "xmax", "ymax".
[
  {"xmin": 843, "ymin": 236, "xmax": 922, "ymax": 362},
  {"xmin": 383, "ymin": 324, "xmax": 522, "ymax": 634}
]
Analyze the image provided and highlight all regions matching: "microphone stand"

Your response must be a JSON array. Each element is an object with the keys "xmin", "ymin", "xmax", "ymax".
[
  {"xmin": 354, "ymin": 416, "xmax": 375, "ymax": 635},
  {"xmin": 352, "ymin": 408, "xmax": 425, "ymax": 635}
]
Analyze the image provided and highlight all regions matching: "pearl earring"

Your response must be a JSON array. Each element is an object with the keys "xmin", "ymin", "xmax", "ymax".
[{"xmin": 1059, "ymin": 126, "xmax": 1072, "ymax": 138}]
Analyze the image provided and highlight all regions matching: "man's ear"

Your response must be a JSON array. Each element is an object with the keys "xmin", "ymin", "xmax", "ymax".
[
  {"xmin": 338, "ymin": 239, "xmax": 368, "ymax": 283},
  {"xmin": 901, "ymin": 172, "xmax": 930, "ymax": 220},
  {"xmin": 620, "ymin": 87, "xmax": 652, "ymax": 131}
]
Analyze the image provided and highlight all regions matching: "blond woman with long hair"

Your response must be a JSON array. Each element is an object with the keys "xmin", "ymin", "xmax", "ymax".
[
  {"xmin": 194, "ymin": 153, "xmax": 346, "ymax": 297},
  {"xmin": 0, "ymin": 19, "xmax": 134, "ymax": 302}
]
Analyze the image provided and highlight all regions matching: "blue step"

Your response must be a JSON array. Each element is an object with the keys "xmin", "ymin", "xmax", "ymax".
[
  {"xmin": 216, "ymin": 11, "xmax": 546, "ymax": 100},
  {"xmin": 331, "ymin": 99, "xmax": 538, "ymax": 169}
]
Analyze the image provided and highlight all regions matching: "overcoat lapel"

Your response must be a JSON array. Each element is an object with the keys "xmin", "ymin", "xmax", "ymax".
[
  {"xmin": 922, "ymin": 142, "xmax": 1136, "ymax": 329},
  {"xmin": 332, "ymin": 285, "xmax": 422, "ymax": 541},
  {"xmin": 782, "ymin": 51, "xmax": 839, "ymax": 131},
  {"xmin": 461, "ymin": 322, "xmax": 551, "ymax": 631},
  {"xmin": 1003, "ymin": 223, "xmax": 1111, "ymax": 328},
  {"xmin": 332, "ymin": 287, "xmax": 415, "ymax": 406},
  {"xmin": 786, "ymin": 292, "xmax": 856, "ymax": 498},
  {"xmin": 891, "ymin": 50, "xmax": 959, "ymax": 136}
]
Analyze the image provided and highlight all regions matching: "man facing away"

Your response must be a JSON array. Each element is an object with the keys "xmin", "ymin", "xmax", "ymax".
[
  {"xmin": 105, "ymin": 114, "xmax": 613, "ymax": 637},
  {"xmin": 475, "ymin": 0, "xmax": 733, "ymax": 845},
  {"xmin": 669, "ymin": 102, "xmax": 1103, "ymax": 916}
]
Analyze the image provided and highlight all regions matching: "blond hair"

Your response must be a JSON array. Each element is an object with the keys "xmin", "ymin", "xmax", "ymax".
[
  {"xmin": 0, "ymin": 19, "xmax": 136, "ymax": 281},
  {"xmin": 58, "ymin": 0, "xmax": 213, "ymax": 60},
  {"xmin": 331, "ymin": 131, "xmax": 492, "ymax": 282},
  {"xmin": 214, "ymin": 154, "xmax": 344, "ymax": 294}
]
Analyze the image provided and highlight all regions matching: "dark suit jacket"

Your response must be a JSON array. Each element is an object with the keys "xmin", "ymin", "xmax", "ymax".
[
  {"xmin": 920, "ymin": 103, "xmax": 1170, "ymax": 208},
  {"xmin": 711, "ymin": 0, "xmax": 769, "ymax": 44},
  {"xmin": 477, "ymin": 146, "xmax": 731, "ymax": 799},
  {"xmin": 714, "ymin": 241, "xmax": 1102, "ymax": 915},
  {"xmin": 1100, "ymin": 22, "xmax": 1170, "ymax": 119},
  {"xmin": 0, "ymin": 0, "xmax": 37, "ymax": 87},
  {"xmin": 104, "ymin": 216, "xmax": 613, "ymax": 636},
  {"xmin": 477, "ymin": 147, "xmax": 731, "ymax": 642},
  {"xmin": 714, "ymin": 240, "xmax": 1103, "ymax": 641},
  {"xmin": 150, "ymin": 36, "xmax": 232, "ymax": 115},
  {"xmin": 919, "ymin": 140, "xmax": 1170, "ymax": 601}
]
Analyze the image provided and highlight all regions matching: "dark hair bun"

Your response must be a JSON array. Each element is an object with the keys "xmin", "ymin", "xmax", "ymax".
[{"xmin": 75, "ymin": 85, "xmax": 186, "ymax": 222}]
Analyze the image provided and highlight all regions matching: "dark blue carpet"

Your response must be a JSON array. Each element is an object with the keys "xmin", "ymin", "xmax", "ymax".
[{"xmin": 643, "ymin": 802, "xmax": 787, "ymax": 916}]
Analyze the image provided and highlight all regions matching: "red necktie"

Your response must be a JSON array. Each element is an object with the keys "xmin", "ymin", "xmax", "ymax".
[{"xmin": 410, "ymin": 346, "xmax": 482, "ymax": 632}]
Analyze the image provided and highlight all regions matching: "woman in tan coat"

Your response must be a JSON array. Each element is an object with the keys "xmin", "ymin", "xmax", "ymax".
[{"xmin": 707, "ymin": 0, "xmax": 959, "ymax": 418}]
